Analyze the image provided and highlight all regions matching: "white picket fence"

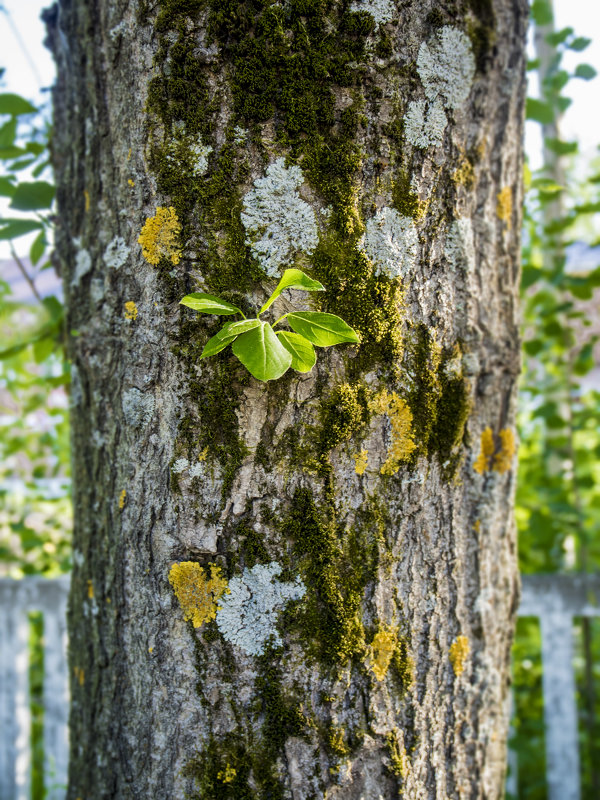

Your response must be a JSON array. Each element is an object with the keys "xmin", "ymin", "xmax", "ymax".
[
  {"xmin": 0, "ymin": 573, "xmax": 598, "ymax": 800},
  {"xmin": 0, "ymin": 576, "xmax": 69, "ymax": 800}
]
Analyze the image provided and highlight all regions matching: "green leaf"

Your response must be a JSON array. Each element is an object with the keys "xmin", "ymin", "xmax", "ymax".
[
  {"xmin": 30, "ymin": 231, "xmax": 47, "ymax": 266},
  {"xmin": 9, "ymin": 181, "xmax": 55, "ymax": 211},
  {"xmin": 201, "ymin": 330, "xmax": 239, "ymax": 358},
  {"xmin": 569, "ymin": 36, "xmax": 591, "ymax": 52},
  {"xmin": 286, "ymin": 312, "xmax": 360, "ymax": 347},
  {"xmin": 42, "ymin": 296, "xmax": 63, "ymax": 321},
  {"xmin": 556, "ymin": 96, "xmax": 572, "ymax": 113},
  {"xmin": 25, "ymin": 141, "xmax": 45, "ymax": 155},
  {"xmin": 180, "ymin": 293, "xmax": 244, "ymax": 316},
  {"xmin": 0, "ymin": 341, "xmax": 29, "ymax": 360},
  {"xmin": 0, "ymin": 118, "xmax": 17, "ymax": 148},
  {"xmin": 33, "ymin": 336, "xmax": 55, "ymax": 363},
  {"xmin": 531, "ymin": 0, "xmax": 553, "ymax": 25},
  {"xmin": 232, "ymin": 322, "xmax": 292, "ymax": 381},
  {"xmin": 0, "ymin": 93, "xmax": 37, "ymax": 116},
  {"xmin": 524, "ymin": 339, "xmax": 544, "ymax": 357},
  {"xmin": 0, "ymin": 177, "xmax": 15, "ymax": 197},
  {"xmin": 0, "ymin": 219, "xmax": 44, "ymax": 240},
  {"xmin": 277, "ymin": 331, "xmax": 316, "ymax": 372},
  {"xmin": 10, "ymin": 158, "xmax": 38, "ymax": 172},
  {"xmin": 522, "ymin": 266, "xmax": 542, "ymax": 290},
  {"xmin": 546, "ymin": 27, "xmax": 573, "ymax": 46},
  {"xmin": 0, "ymin": 146, "xmax": 26, "ymax": 160},
  {"xmin": 260, "ymin": 268, "xmax": 325, "ymax": 314},
  {"xmin": 544, "ymin": 138, "xmax": 578, "ymax": 156},
  {"xmin": 575, "ymin": 63, "xmax": 597, "ymax": 81},
  {"xmin": 526, "ymin": 98, "xmax": 554, "ymax": 124},
  {"xmin": 216, "ymin": 319, "xmax": 261, "ymax": 338}
]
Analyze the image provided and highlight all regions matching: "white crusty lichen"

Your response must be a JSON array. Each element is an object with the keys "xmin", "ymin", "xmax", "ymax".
[
  {"xmin": 445, "ymin": 218, "xmax": 476, "ymax": 272},
  {"xmin": 172, "ymin": 457, "xmax": 190, "ymax": 474},
  {"xmin": 103, "ymin": 236, "xmax": 129, "ymax": 269},
  {"xmin": 72, "ymin": 248, "xmax": 92, "ymax": 287},
  {"xmin": 363, "ymin": 207, "xmax": 419, "ymax": 279},
  {"xmin": 241, "ymin": 158, "xmax": 318, "ymax": 277},
  {"xmin": 122, "ymin": 388, "xmax": 155, "ymax": 429},
  {"xmin": 233, "ymin": 126, "xmax": 248, "ymax": 145},
  {"xmin": 189, "ymin": 136, "xmax": 213, "ymax": 176},
  {"xmin": 216, "ymin": 562, "xmax": 306, "ymax": 655},
  {"xmin": 416, "ymin": 26, "xmax": 475, "ymax": 110},
  {"xmin": 403, "ymin": 98, "xmax": 448, "ymax": 149},
  {"xmin": 349, "ymin": 0, "xmax": 397, "ymax": 26}
]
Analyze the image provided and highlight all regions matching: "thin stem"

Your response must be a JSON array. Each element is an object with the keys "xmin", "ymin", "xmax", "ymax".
[{"xmin": 10, "ymin": 242, "xmax": 43, "ymax": 305}]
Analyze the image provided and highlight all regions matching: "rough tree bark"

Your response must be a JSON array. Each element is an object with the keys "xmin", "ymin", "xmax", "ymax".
[{"xmin": 45, "ymin": 0, "xmax": 527, "ymax": 797}]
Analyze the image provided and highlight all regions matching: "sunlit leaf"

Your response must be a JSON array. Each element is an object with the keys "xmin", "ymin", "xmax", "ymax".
[
  {"xmin": 260, "ymin": 268, "xmax": 325, "ymax": 314},
  {"xmin": 286, "ymin": 312, "xmax": 360, "ymax": 347},
  {"xmin": 277, "ymin": 331, "xmax": 316, "ymax": 372},
  {"xmin": 9, "ymin": 181, "xmax": 55, "ymax": 211},
  {"xmin": 180, "ymin": 293, "xmax": 244, "ymax": 316},
  {"xmin": 0, "ymin": 93, "xmax": 37, "ymax": 116},
  {"xmin": 232, "ymin": 322, "xmax": 292, "ymax": 381}
]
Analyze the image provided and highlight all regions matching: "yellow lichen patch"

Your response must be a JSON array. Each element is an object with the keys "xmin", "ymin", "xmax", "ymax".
[
  {"xmin": 371, "ymin": 390, "xmax": 416, "ymax": 475},
  {"xmin": 473, "ymin": 427, "xmax": 494, "ymax": 474},
  {"xmin": 127, "ymin": 147, "xmax": 132, "ymax": 161},
  {"xmin": 87, "ymin": 580, "xmax": 94, "ymax": 599},
  {"xmin": 128, "ymin": 179, "xmax": 135, "ymax": 187},
  {"xmin": 449, "ymin": 635, "xmax": 470, "ymax": 676},
  {"xmin": 124, "ymin": 301, "xmax": 138, "ymax": 321},
  {"xmin": 83, "ymin": 189, "xmax": 90, "ymax": 212},
  {"xmin": 367, "ymin": 625, "xmax": 398, "ymax": 681},
  {"xmin": 168, "ymin": 561, "xmax": 229, "ymax": 628},
  {"xmin": 119, "ymin": 489, "xmax": 127, "ymax": 509},
  {"xmin": 452, "ymin": 155, "xmax": 474, "ymax": 188},
  {"xmin": 74, "ymin": 666, "xmax": 85, "ymax": 686},
  {"xmin": 493, "ymin": 427, "xmax": 516, "ymax": 473},
  {"xmin": 217, "ymin": 765, "xmax": 236, "ymax": 784},
  {"xmin": 352, "ymin": 449, "xmax": 368, "ymax": 475},
  {"xmin": 198, "ymin": 446, "xmax": 209, "ymax": 462},
  {"xmin": 138, "ymin": 206, "xmax": 182, "ymax": 266},
  {"xmin": 473, "ymin": 519, "xmax": 481, "ymax": 533},
  {"xmin": 496, "ymin": 186, "xmax": 512, "ymax": 229}
]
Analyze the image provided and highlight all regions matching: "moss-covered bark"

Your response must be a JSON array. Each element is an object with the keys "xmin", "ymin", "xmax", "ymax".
[{"xmin": 46, "ymin": 0, "xmax": 527, "ymax": 796}]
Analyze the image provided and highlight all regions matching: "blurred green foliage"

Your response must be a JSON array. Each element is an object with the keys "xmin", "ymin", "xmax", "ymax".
[
  {"xmin": 0, "ymin": 68, "xmax": 70, "ymax": 580},
  {"xmin": 511, "ymin": 1, "xmax": 600, "ymax": 796}
]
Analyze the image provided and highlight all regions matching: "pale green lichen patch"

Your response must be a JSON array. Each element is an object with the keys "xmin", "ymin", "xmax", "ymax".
[
  {"xmin": 417, "ymin": 27, "xmax": 476, "ymax": 109},
  {"xmin": 405, "ymin": 26, "xmax": 476, "ymax": 150},
  {"xmin": 215, "ymin": 562, "xmax": 306, "ymax": 655},
  {"xmin": 445, "ymin": 218, "xmax": 476, "ymax": 272},
  {"xmin": 403, "ymin": 98, "xmax": 447, "ymax": 150},
  {"xmin": 363, "ymin": 207, "xmax": 419, "ymax": 279},
  {"xmin": 241, "ymin": 158, "xmax": 318, "ymax": 278}
]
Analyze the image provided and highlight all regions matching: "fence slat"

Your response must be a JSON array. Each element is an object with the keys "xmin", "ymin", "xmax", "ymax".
[
  {"xmin": 15, "ymin": 611, "xmax": 31, "ymax": 800},
  {"xmin": 540, "ymin": 611, "xmax": 581, "ymax": 800},
  {"xmin": 0, "ymin": 603, "xmax": 17, "ymax": 800},
  {"xmin": 44, "ymin": 596, "xmax": 69, "ymax": 800}
]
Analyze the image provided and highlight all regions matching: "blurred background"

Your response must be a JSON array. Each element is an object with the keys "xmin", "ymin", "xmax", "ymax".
[{"xmin": 1, "ymin": 0, "xmax": 600, "ymax": 797}]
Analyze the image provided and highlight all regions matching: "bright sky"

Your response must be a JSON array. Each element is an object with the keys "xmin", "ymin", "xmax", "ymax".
[{"xmin": 0, "ymin": 0, "xmax": 599, "ymax": 257}]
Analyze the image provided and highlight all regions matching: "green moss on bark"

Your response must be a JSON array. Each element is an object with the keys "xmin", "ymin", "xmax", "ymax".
[{"xmin": 284, "ymin": 487, "xmax": 380, "ymax": 664}]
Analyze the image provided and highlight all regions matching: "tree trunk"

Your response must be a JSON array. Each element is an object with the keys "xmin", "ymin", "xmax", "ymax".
[{"xmin": 45, "ymin": 0, "xmax": 527, "ymax": 797}]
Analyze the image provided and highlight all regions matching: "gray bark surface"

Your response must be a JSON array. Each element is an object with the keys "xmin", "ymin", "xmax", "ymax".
[{"xmin": 45, "ymin": 0, "xmax": 527, "ymax": 797}]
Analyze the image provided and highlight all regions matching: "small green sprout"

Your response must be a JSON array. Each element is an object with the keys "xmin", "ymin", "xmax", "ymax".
[{"xmin": 180, "ymin": 269, "xmax": 360, "ymax": 381}]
